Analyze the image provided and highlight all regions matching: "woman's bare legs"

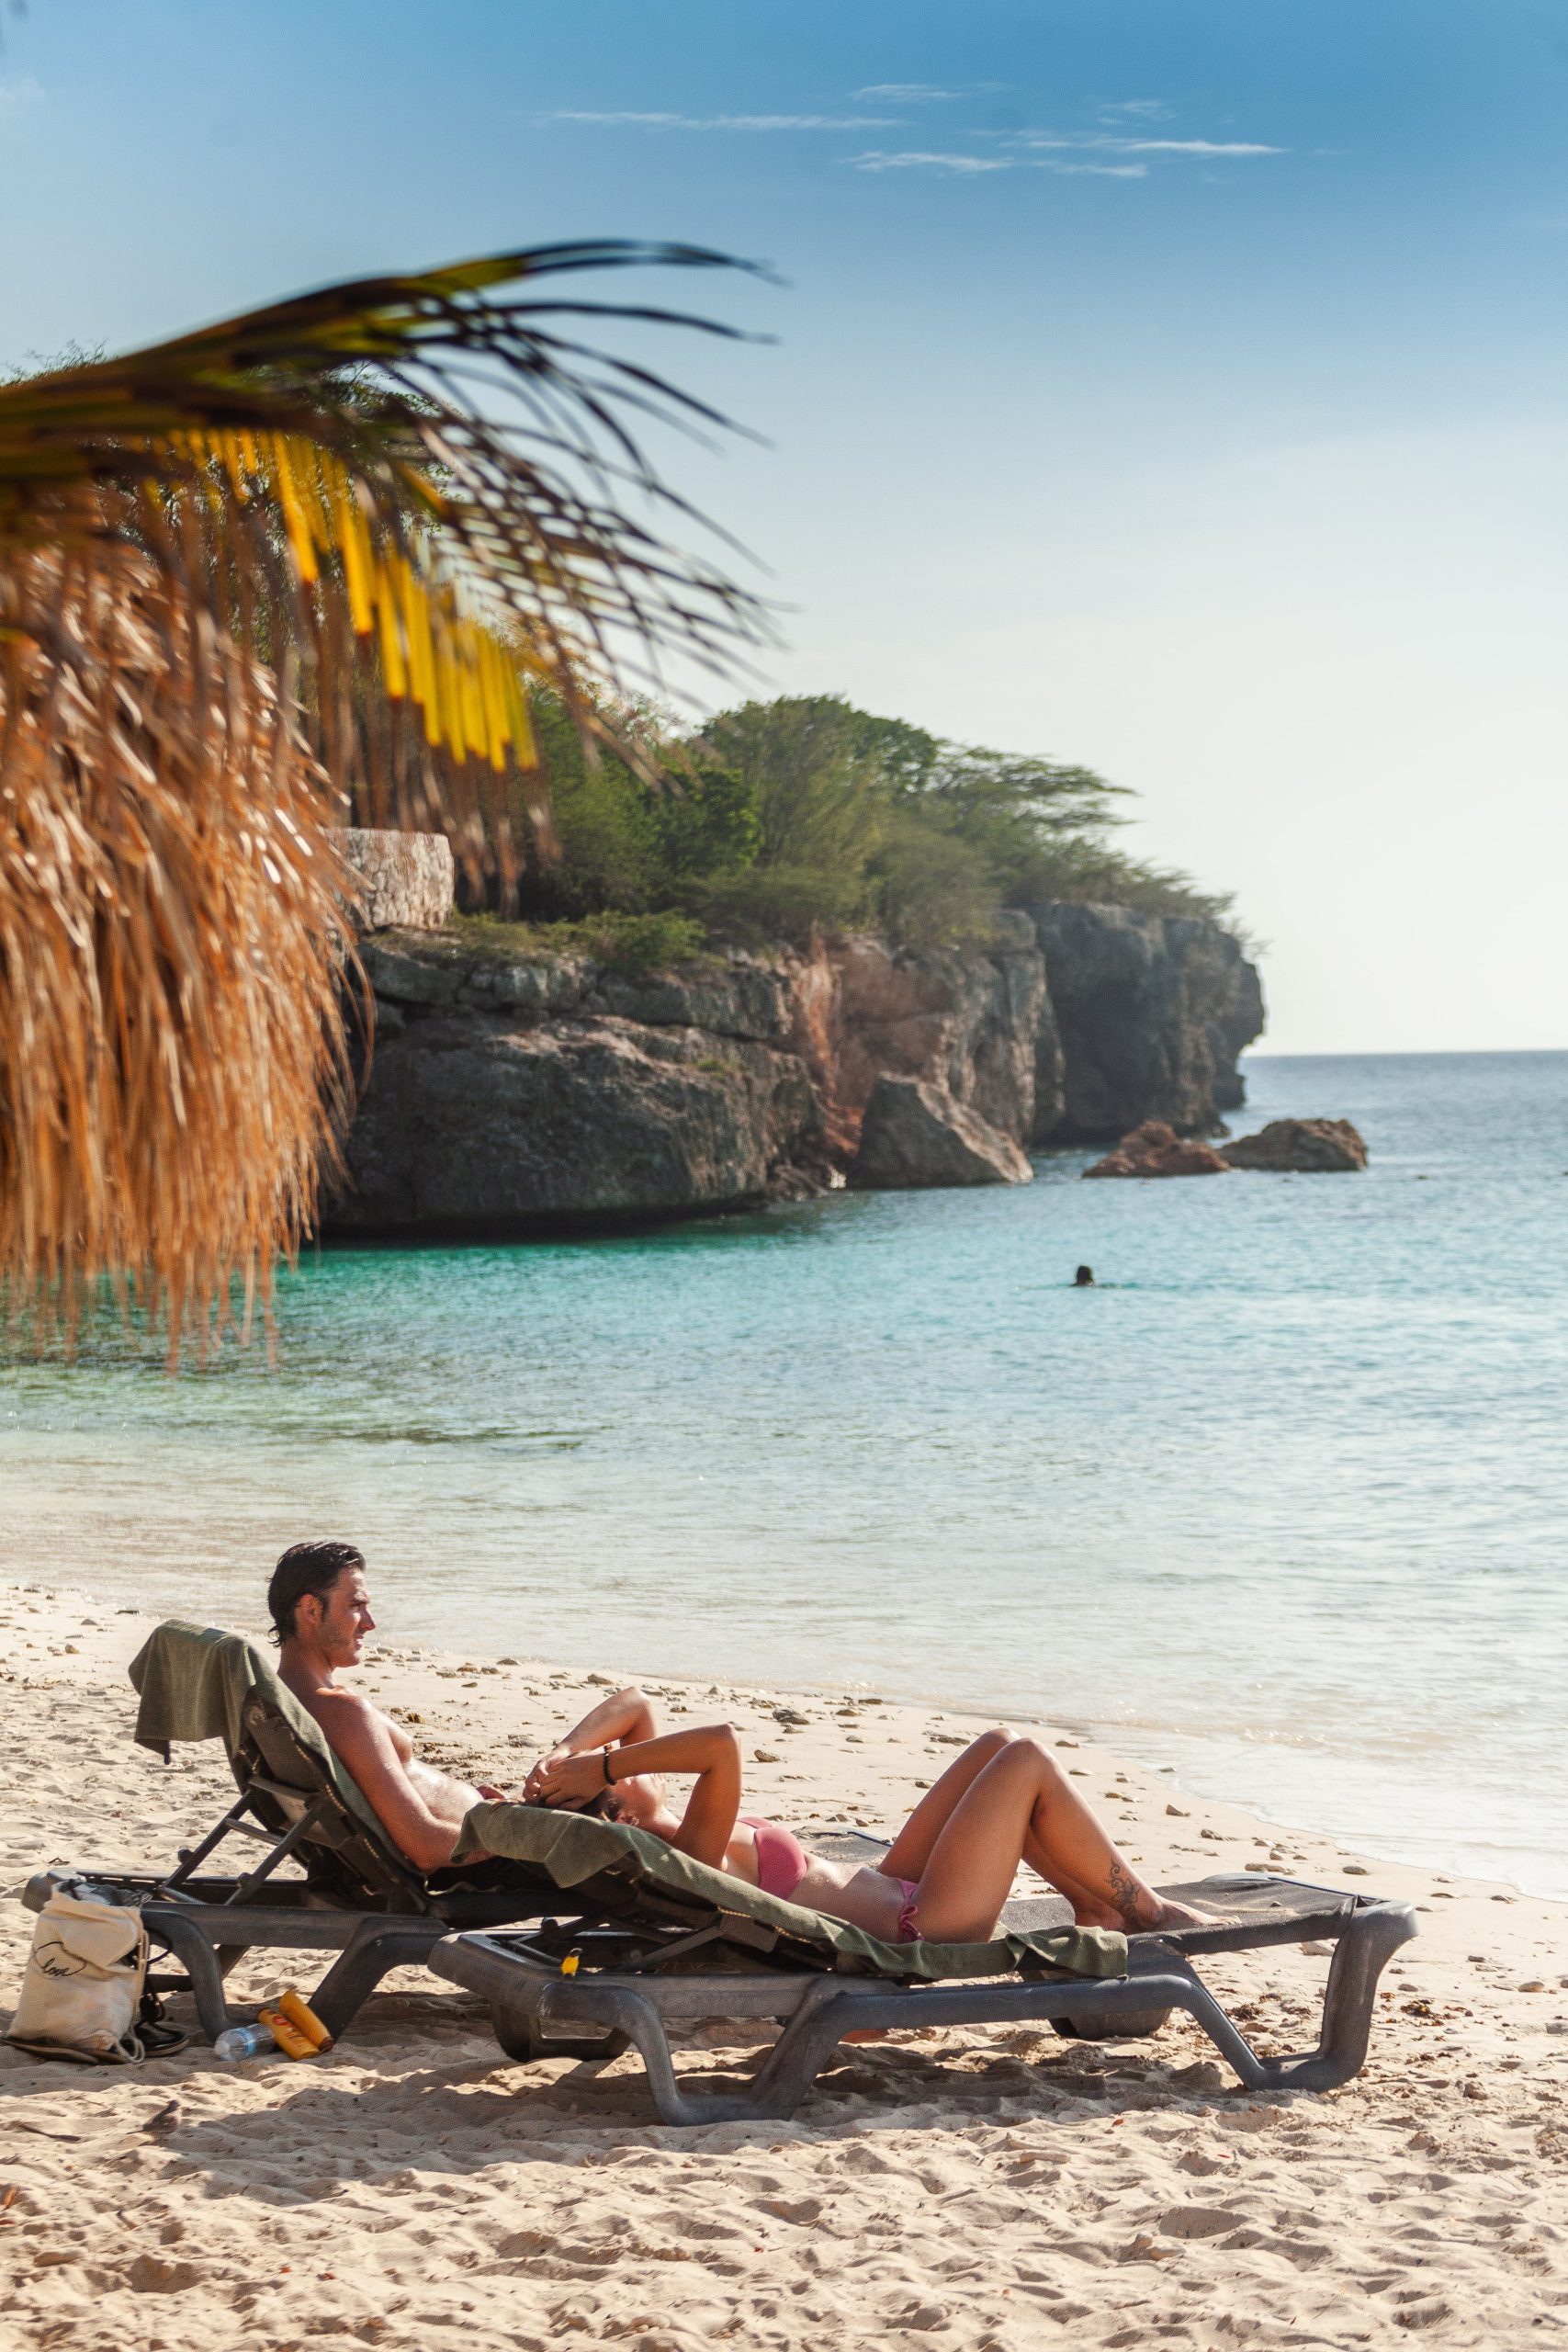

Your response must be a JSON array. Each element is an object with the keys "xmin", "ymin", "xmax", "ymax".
[
  {"xmin": 879, "ymin": 1729, "xmax": 1158, "ymax": 1924},
  {"xmin": 905, "ymin": 1737, "xmax": 1221, "ymax": 1943},
  {"xmin": 878, "ymin": 1729, "xmax": 1017, "ymax": 1881}
]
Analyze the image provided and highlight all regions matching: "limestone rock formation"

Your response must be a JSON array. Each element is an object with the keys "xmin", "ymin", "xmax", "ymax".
[
  {"xmin": 810, "ymin": 925, "xmax": 1046, "ymax": 1156},
  {"xmin": 337, "ymin": 1006, "xmax": 817, "ymax": 1232},
  {"xmin": 1222, "ymin": 1118, "xmax": 1368, "ymax": 1172},
  {"xmin": 1024, "ymin": 902, "xmax": 1264, "ymax": 1139},
  {"xmin": 849, "ymin": 1076, "xmax": 1033, "ymax": 1191},
  {"xmin": 325, "ymin": 883, "xmax": 1266, "ymax": 1235},
  {"xmin": 1083, "ymin": 1120, "xmax": 1231, "ymax": 1179}
]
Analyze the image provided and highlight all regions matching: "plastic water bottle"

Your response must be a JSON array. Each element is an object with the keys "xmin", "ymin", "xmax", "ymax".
[{"xmin": 213, "ymin": 2021, "xmax": 275, "ymax": 2062}]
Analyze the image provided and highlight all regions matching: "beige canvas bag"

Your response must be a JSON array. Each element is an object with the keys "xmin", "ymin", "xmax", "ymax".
[{"xmin": 5, "ymin": 1883, "xmax": 149, "ymax": 2064}]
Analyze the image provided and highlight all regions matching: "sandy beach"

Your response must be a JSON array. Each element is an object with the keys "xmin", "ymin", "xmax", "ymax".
[{"xmin": 3, "ymin": 1580, "xmax": 1566, "ymax": 2350}]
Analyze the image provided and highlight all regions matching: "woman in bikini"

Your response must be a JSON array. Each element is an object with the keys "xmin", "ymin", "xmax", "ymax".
[{"xmin": 524, "ymin": 1686, "xmax": 1214, "ymax": 1942}]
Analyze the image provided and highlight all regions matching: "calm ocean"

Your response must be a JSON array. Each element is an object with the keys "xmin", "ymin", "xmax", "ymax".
[{"xmin": 6, "ymin": 1051, "xmax": 1566, "ymax": 1896}]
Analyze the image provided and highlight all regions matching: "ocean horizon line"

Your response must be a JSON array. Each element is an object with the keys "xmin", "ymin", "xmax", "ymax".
[{"xmin": 1245, "ymin": 1044, "xmax": 1568, "ymax": 1061}]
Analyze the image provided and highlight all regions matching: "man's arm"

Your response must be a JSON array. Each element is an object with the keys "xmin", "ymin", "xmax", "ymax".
[{"xmin": 313, "ymin": 1690, "xmax": 465, "ymax": 1873}]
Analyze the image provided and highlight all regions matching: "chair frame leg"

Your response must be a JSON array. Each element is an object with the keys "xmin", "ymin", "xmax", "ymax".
[
  {"xmin": 457, "ymin": 1894, "xmax": 1418, "ymax": 2126},
  {"xmin": 148, "ymin": 1911, "xmax": 244, "ymax": 2042}
]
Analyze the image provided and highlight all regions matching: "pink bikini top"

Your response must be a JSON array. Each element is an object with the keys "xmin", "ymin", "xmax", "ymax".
[{"xmin": 739, "ymin": 1814, "xmax": 810, "ymax": 1901}]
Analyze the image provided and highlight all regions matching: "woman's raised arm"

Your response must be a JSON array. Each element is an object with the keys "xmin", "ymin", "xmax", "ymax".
[
  {"xmin": 534, "ymin": 1723, "xmax": 742, "ymax": 1869},
  {"xmin": 523, "ymin": 1684, "xmax": 658, "ymax": 1802}
]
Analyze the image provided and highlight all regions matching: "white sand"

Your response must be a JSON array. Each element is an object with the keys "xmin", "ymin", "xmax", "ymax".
[{"xmin": 2, "ymin": 1579, "xmax": 1566, "ymax": 2349}]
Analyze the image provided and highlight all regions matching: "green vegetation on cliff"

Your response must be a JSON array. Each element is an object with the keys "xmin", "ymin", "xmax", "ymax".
[{"xmin": 499, "ymin": 693, "xmax": 1236, "ymax": 951}]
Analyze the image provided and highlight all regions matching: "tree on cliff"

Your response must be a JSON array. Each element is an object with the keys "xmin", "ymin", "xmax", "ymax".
[
  {"xmin": 505, "ymin": 690, "xmax": 1237, "ymax": 946},
  {"xmin": 0, "ymin": 243, "xmax": 765, "ymax": 1357}
]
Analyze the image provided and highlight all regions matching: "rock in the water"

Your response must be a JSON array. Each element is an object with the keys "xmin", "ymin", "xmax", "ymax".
[
  {"xmin": 1222, "ymin": 1117, "xmax": 1367, "ymax": 1172},
  {"xmin": 1083, "ymin": 1120, "xmax": 1230, "ymax": 1179},
  {"xmin": 850, "ymin": 1076, "xmax": 1033, "ymax": 1190}
]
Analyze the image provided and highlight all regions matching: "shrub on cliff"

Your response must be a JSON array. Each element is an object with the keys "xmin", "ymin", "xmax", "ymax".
[
  {"xmin": 456, "ymin": 908, "xmax": 707, "ymax": 977},
  {"xmin": 509, "ymin": 695, "xmax": 765, "ymax": 922},
  {"xmin": 501, "ymin": 688, "xmax": 1239, "ymax": 951},
  {"xmin": 695, "ymin": 695, "xmax": 1240, "ymax": 941}
]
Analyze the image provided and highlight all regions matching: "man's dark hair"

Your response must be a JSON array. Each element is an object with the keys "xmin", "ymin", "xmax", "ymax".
[{"xmin": 267, "ymin": 1541, "xmax": 366, "ymax": 1645}]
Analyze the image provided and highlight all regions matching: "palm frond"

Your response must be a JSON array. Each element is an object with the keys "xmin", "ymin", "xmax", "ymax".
[
  {"xmin": 0, "ymin": 545, "xmax": 355, "ymax": 1361},
  {"xmin": 0, "ymin": 240, "xmax": 771, "ymax": 875},
  {"xmin": 0, "ymin": 243, "xmax": 770, "ymax": 1354}
]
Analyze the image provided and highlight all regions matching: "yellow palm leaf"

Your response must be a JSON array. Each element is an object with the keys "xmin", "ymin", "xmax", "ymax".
[{"xmin": 0, "ymin": 242, "xmax": 770, "ymax": 1357}]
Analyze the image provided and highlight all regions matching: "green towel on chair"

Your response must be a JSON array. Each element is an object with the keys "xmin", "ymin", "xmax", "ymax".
[
  {"xmin": 453, "ymin": 1801, "xmax": 1129, "ymax": 1985},
  {"xmin": 127, "ymin": 1620, "xmax": 384, "ymax": 1837}
]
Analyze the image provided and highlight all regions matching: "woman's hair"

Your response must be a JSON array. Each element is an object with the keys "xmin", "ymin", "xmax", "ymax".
[{"xmin": 267, "ymin": 1540, "xmax": 366, "ymax": 1645}]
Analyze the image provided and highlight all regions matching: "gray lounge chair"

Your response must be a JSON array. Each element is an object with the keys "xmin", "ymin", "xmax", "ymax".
[
  {"xmin": 23, "ymin": 1621, "xmax": 569, "ymax": 2044},
  {"xmin": 423, "ymin": 1804, "xmax": 1418, "ymax": 2126},
  {"xmin": 21, "ymin": 1622, "xmax": 1417, "ymax": 2120}
]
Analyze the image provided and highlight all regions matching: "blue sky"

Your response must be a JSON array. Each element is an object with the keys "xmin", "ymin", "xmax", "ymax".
[{"xmin": 4, "ymin": 2, "xmax": 1566, "ymax": 1048}]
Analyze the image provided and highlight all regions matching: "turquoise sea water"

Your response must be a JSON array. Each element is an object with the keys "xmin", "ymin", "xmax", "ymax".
[{"xmin": 6, "ymin": 1052, "xmax": 1566, "ymax": 1896}]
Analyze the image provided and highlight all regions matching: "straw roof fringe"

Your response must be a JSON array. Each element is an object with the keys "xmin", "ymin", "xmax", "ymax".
[{"xmin": 0, "ymin": 544, "xmax": 358, "ymax": 1361}]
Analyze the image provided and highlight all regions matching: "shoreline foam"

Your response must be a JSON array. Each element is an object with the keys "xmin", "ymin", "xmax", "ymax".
[{"xmin": 3, "ymin": 1578, "xmax": 1567, "ymax": 2348}]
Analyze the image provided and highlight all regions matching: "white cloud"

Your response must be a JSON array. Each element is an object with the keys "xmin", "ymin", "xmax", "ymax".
[
  {"xmin": 850, "ymin": 150, "xmax": 1015, "ymax": 175},
  {"xmin": 1098, "ymin": 98, "xmax": 1171, "ymax": 123},
  {"xmin": 1015, "ymin": 132, "xmax": 1283, "ymax": 157},
  {"xmin": 850, "ymin": 149, "xmax": 1150, "ymax": 180},
  {"xmin": 852, "ymin": 84, "xmax": 962, "ymax": 103},
  {"xmin": 0, "ymin": 75, "xmax": 44, "ymax": 113},
  {"xmin": 1037, "ymin": 160, "xmax": 1147, "ymax": 178},
  {"xmin": 1115, "ymin": 139, "xmax": 1281, "ymax": 157},
  {"xmin": 534, "ymin": 109, "xmax": 901, "ymax": 131},
  {"xmin": 533, "ymin": 98, "xmax": 1281, "ymax": 179}
]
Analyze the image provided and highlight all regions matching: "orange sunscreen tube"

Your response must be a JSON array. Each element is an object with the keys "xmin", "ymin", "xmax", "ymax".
[
  {"xmin": 276, "ymin": 1989, "xmax": 334, "ymax": 2052},
  {"xmin": 259, "ymin": 2006, "xmax": 317, "ymax": 2061}
]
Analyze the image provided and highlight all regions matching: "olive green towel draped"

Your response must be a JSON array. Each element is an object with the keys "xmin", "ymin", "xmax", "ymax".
[
  {"xmin": 127, "ymin": 1620, "xmax": 385, "ymax": 1838},
  {"xmin": 454, "ymin": 1801, "xmax": 1128, "ymax": 1984}
]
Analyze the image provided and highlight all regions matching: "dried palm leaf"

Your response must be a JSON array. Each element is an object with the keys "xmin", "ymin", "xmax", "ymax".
[
  {"xmin": 0, "ymin": 240, "xmax": 769, "ymax": 886},
  {"xmin": 0, "ymin": 544, "xmax": 355, "ymax": 1361},
  {"xmin": 0, "ymin": 243, "xmax": 766, "ymax": 1356}
]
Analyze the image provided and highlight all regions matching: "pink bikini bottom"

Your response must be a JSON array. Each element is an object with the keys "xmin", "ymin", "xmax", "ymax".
[{"xmin": 894, "ymin": 1878, "xmax": 921, "ymax": 1943}]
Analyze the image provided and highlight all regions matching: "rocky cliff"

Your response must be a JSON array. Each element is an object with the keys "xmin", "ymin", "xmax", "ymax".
[
  {"xmin": 334, "ymin": 935, "xmax": 817, "ymax": 1235},
  {"xmin": 327, "ymin": 902, "xmax": 1263, "ymax": 1236},
  {"xmin": 1025, "ymin": 902, "xmax": 1266, "ymax": 1141}
]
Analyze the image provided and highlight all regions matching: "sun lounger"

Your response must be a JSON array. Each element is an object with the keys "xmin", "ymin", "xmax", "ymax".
[
  {"xmin": 20, "ymin": 1623, "xmax": 1416, "ymax": 2113},
  {"xmin": 423, "ymin": 1806, "xmax": 1418, "ymax": 2125},
  {"xmin": 21, "ymin": 1621, "xmax": 566, "ymax": 2044}
]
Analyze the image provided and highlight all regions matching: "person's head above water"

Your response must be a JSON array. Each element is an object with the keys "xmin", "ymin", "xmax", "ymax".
[
  {"xmin": 268, "ymin": 1539, "xmax": 371, "ymax": 1663},
  {"xmin": 1074, "ymin": 1264, "xmax": 1096, "ymax": 1287}
]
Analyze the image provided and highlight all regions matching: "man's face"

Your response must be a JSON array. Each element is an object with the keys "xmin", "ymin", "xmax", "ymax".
[{"xmin": 309, "ymin": 1566, "xmax": 376, "ymax": 1667}]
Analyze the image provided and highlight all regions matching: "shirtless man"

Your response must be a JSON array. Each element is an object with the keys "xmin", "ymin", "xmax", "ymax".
[
  {"xmin": 272, "ymin": 1542, "xmax": 1219, "ymax": 1936},
  {"xmin": 270, "ymin": 1541, "xmax": 505, "ymax": 1871}
]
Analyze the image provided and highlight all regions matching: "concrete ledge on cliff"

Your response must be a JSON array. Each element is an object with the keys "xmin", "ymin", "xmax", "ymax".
[
  {"xmin": 344, "ymin": 830, "xmax": 455, "ymax": 931},
  {"xmin": 849, "ymin": 1076, "xmax": 1034, "ymax": 1190}
]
